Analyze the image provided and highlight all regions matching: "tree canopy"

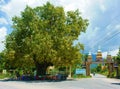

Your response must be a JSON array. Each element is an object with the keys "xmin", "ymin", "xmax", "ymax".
[{"xmin": 5, "ymin": 2, "xmax": 89, "ymax": 75}]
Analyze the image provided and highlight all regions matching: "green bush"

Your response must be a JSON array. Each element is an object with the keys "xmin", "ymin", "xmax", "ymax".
[
  {"xmin": 107, "ymin": 72, "xmax": 116, "ymax": 78},
  {"xmin": 0, "ymin": 73, "xmax": 11, "ymax": 79},
  {"xmin": 91, "ymin": 68, "xmax": 97, "ymax": 73},
  {"xmin": 72, "ymin": 74, "xmax": 91, "ymax": 78}
]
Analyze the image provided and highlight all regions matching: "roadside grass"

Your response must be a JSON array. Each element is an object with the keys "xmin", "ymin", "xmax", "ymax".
[
  {"xmin": 72, "ymin": 74, "xmax": 92, "ymax": 79},
  {"xmin": 0, "ymin": 73, "xmax": 11, "ymax": 79},
  {"xmin": 99, "ymin": 71, "xmax": 108, "ymax": 76}
]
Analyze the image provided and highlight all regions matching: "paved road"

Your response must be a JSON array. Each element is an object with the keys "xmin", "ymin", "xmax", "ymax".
[{"xmin": 0, "ymin": 74, "xmax": 120, "ymax": 89}]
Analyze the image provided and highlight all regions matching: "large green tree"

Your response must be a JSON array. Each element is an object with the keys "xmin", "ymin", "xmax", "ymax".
[{"xmin": 5, "ymin": 2, "xmax": 88, "ymax": 75}]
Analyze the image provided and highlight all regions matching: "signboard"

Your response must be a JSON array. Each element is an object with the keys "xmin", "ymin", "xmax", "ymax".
[{"xmin": 75, "ymin": 69, "xmax": 86, "ymax": 75}]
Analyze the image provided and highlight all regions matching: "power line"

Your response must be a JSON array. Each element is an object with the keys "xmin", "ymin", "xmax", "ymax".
[
  {"xmin": 90, "ymin": 14, "xmax": 120, "ymax": 50},
  {"xmin": 101, "ymin": 31, "xmax": 120, "ymax": 45}
]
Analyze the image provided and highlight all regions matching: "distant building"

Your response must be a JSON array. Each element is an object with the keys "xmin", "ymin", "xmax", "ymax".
[{"xmin": 96, "ymin": 48, "xmax": 103, "ymax": 62}]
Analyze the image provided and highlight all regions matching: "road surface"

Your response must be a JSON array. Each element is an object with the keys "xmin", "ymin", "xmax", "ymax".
[{"xmin": 0, "ymin": 74, "xmax": 120, "ymax": 89}]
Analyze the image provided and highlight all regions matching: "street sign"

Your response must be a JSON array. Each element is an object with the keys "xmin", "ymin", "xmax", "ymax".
[{"xmin": 75, "ymin": 69, "xmax": 86, "ymax": 75}]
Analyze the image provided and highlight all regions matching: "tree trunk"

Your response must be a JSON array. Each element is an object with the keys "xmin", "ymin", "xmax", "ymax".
[
  {"xmin": 33, "ymin": 54, "xmax": 53, "ymax": 76},
  {"xmin": 35, "ymin": 62, "xmax": 48, "ymax": 76}
]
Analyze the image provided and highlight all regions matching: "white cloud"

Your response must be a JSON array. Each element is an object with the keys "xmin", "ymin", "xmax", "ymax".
[
  {"xmin": 60, "ymin": 0, "xmax": 110, "ymax": 52},
  {"xmin": 1, "ymin": 0, "xmax": 60, "ymax": 26},
  {"xmin": 102, "ymin": 51, "xmax": 107, "ymax": 58},
  {"xmin": 62, "ymin": 0, "xmax": 109, "ymax": 21},
  {"xmin": 0, "ymin": 18, "xmax": 8, "ymax": 24},
  {"xmin": 63, "ymin": 0, "xmax": 96, "ymax": 20},
  {"xmin": 1, "ymin": 0, "xmax": 28, "ymax": 18},
  {"xmin": 0, "ymin": 27, "xmax": 7, "ymax": 39},
  {"xmin": 115, "ymin": 24, "xmax": 120, "ymax": 30},
  {"xmin": 1, "ymin": 0, "xmax": 108, "ymax": 21},
  {"xmin": 0, "ymin": 27, "xmax": 7, "ymax": 52},
  {"xmin": 1, "ymin": 0, "xmax": 54, "ymax": 19},
  {"xmin": 100, "ymin": 4, "xmax": 106, "ymax": 12},
  {"xmin": 102, "ymin": 49, "xmax": 119, "ymax": 58},
  {"xmin": 110, "ymin": 49, "xmax": 119, "ymax": 56},
  {"xmin": 0, "ymin": 0, "xmax": 5, "ymax": 4}
]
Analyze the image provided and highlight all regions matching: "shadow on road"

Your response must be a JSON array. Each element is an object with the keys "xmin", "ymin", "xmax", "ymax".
[
  {"xmin": 0, "ymin": 78, "xmax": 76, "ymax": 83},
  {"xmin": 111, "ymin": 83, "xmax": 120, "ymax": 85}
]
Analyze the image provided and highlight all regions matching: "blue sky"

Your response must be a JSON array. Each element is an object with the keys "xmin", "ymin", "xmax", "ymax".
[{"xmin": 0, "ymin": 0, "xmax": 120, "ymax": 56}]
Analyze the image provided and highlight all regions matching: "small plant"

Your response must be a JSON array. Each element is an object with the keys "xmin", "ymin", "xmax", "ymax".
[
  {"xmin": 0, "ymin": 73, "xmax": 11, "ymax": 79},
  {"xmin": 72, "ymin": 74, "xmax": 91, "ymax": 78}
]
